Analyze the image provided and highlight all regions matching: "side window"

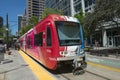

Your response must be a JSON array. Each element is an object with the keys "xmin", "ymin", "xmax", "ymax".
[
  {"xmin": 46, "ymin": 27, "xmax": 52, "ymax": 46},
  {"xmin": 35, "ymin": 32, "xmax": 43, "ymax": 46},
  {"xmin": 27, "ymin": 37, "xmax": 31, "ymax": 48}
]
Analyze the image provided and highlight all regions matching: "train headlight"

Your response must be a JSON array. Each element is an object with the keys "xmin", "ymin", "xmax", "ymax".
[
  {"xmin": 60, "ymin": 51, "xmax": 76, "ymax": 57},
  {"xmin": 60, "ymin": 51, "xmax": 68, "ymax": 57}
]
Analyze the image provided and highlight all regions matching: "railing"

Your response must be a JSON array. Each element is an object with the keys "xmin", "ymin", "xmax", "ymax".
[{"xmin": 88, "ymin": 46, "xmax": 120, "ymax": 57}]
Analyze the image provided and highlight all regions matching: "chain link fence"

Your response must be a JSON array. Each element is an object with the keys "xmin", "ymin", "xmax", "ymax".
[{"xmin": 0, "ymin": 45, "xmax": 5, "ymax": 62}]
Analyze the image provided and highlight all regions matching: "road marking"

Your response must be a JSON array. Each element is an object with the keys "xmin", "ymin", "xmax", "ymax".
[
  {"xmin": 19, "ymin": 50, "xmax": 57, "ymax": 80},
  {"xmin": 87, "ymin": 61, "xmax": 120, "ymax": 73}
]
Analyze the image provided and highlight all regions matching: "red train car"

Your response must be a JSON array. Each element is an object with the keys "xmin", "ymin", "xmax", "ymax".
[{"xmin": 18, "ymin": 14, "xmax": 87, "ymax": 72}]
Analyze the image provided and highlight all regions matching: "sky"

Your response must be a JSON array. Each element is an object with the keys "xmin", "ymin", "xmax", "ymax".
[{"xmin": 0, "ymin": 0, "xmax": 26, "ymax": 35}]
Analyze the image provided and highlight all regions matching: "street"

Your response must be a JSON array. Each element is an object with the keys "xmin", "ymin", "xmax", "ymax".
[
  {"xmin": 0, "ymin": 49, "xmax": 120, "ymax": 80},
  {"xmin": 0, "ymin": 0, "xmax": 120, "ymax": 80},
  {"xmin": 54, "ymin": 64, "xmax": 120, "ymax": 80},
  {"xmin": 52, "ymin": 53, "xmax": 120, "ymax": 80}
]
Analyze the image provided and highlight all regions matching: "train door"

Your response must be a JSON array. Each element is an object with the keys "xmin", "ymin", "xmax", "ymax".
[
  {"xmin": 23, "ymin": 36, "xmax": 26, "ymax": 51},
  {"xmin": 26, "ymin": 33, "xmax": 33, "ymax": 53},
  {"xmin": 34, "ymin": 32, "xmax": 43, "ymax": 60},
  {"xmin": 45, "ymin": 26, "xmax": 56, "ymax": 68},
  {"xmin": 46, "ymin": 26, "xmax": 52, "ymax": 57}
]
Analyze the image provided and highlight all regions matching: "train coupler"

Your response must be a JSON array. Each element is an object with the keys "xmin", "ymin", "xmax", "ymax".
[
  {"xmin": 72, "ymin": 67, "xmax": 85, "ymax": 75},
  {"xmin": 72, "ymin": 60, "xmax": 87, "ymax": 75},
  {"xmin": 80, "ymin": 61, "xmax": 87, "ymax": 69}
]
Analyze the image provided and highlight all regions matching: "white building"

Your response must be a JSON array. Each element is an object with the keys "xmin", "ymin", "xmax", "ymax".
[
  {"xmin": 45, "ymin": 0, "xmax": 95, "ymax": 16},
  {"xmin": 26, "ymin": 0, "xmax": 45, "ymax": 20},
  {"xmin": 45, "ymin": 0, "xmax": 120, "ymax": 47}
]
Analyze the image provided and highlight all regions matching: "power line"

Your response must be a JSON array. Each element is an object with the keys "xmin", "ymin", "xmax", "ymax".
[
  {"xmin": 10, "ymin": 24, "xmax": 18, "ymax": 27},
  {"xmin": 9, "ymin": 21, "xmax": 18, "ymax": 22},
  {"xmin": 3, "ymin": 20, "xmax": 18, "ymax": 23}
]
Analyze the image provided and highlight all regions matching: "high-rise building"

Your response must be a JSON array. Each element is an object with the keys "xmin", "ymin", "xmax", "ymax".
[
  {"xmin": 46, "ymin": 0, "xmax": 73, "ymax": 16},
  {"xmin": 26, "ymin": 0, "xmax": 45, "ymax": 20},
  {"xmin": 21, "ymin": 8, "xmax": 27, "ymax": 27},
  {"xmin": 0, "ymin": 16, "xmax": 3, "ymax": 28},
  {"xmin": 18, "ymin": 14, "xmax": 27, "ymax": 33},
  {"xmin": 74, "ymin": 0, "xmax": 95, "ymax": 14},
  {"xmin": 45, "ymin": 0, "xmax": 95, "ymax": 16},
  {"xmin": 21, "ymin": 15, "xmax": 27, "ymax": 28},
  {"xmin": 18, "ymin": 15, "xmax": 23, "ymax": 32}
]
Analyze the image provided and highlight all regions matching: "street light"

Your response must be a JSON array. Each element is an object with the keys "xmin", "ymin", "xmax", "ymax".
[
  {"xmin": 6, "ymin": 27, "xmax": 9, "ymax": 50},
  {"xmin": 6, "ymin": 28, "xmax": 8, "ymax": 31}
]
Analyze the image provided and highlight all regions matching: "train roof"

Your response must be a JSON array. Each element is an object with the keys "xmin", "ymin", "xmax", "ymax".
[
  {"xmin": 41, "ymin": 14, "xmax": 79, "ymax": 23},
  {"xmin": 34, "ymin": 14, "xmax": 80, "ymax": 28},
  {"xmin": 19, "ymin": 28, "xmax": 33, "ymax": 39}
]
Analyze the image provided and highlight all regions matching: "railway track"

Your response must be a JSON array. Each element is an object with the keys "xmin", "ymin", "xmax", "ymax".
[
  {"xmin": 53, "ymin": 70, "xmax": 111, "ymax": 80},
  {"xmin": 49, "ymin": 64, "xmax": 120, "ymax": 80}
]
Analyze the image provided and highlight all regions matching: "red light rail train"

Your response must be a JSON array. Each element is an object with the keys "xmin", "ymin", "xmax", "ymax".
[{"xmin": 18, "ymin": 14, "xmax": 87, "ymax": 74}]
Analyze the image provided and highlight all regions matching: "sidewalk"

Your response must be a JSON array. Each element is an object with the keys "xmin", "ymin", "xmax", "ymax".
[
  {"xmin": 86, "ymin": 53, "xmax": 120, "ymax": 69},
  {"xmin": 0, "ymin": 49, "xmax": 37, "ymax": 80}
]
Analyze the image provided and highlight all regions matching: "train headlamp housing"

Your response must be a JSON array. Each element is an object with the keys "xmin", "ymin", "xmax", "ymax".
[{"xmin": 59, "ymin": 51, "xmax": 76, "ymax": 57}]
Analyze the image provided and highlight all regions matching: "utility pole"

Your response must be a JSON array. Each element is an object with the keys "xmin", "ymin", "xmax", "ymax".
[{"xmin": 6, "ymin": 14, "xmax": 9, "ymax": 50}]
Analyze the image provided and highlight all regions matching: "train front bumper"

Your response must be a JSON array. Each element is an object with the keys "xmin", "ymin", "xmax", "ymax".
[{"xmin": 57, "ymin": 53, "xmax": 85, "ymax": 61}]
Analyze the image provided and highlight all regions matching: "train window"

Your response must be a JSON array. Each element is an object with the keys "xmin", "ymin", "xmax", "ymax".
[
  {"xmin": 27, "ymin": 37, "xmax": 31, "ymax": 48},
  {"xmin": 46, "ymin": 27, "xmax": 52, "ymax": 46},
  {"xmin": 35, "ymin": 32, "xmax": 43, "ymax": 46},
  {"xmin": 55, "ymin": 21, "xmax": 81, "ymax": 46}
]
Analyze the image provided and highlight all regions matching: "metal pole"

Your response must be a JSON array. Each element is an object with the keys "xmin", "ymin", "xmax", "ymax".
[
  {"xmin": 6, "ymin": 14, "xmax": 9, "ymax": 50},
  {"xmin": 70, "ymin": 0, "xmax": 75, "ymax": 17}
]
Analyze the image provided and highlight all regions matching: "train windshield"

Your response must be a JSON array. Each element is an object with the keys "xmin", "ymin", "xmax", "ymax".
[{"xmin": 55, "ymin": 21, "xmax": 82, "ymax": 46}]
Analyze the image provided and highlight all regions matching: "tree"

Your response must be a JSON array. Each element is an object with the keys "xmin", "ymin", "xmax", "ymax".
[
  {"xmin": 0, "ymin": 25, "xmax": 13, "ymax": 44},
  {"xmin": 20, "ymin": 16, "xmax": 39, "ymax": 36},
  {"xmin": 0, "ymin": 27, "xmax": 5, "ymax": 38},
  {"xmin": 84, "ymin": 0, "xmax": 120, "ymax": 37},
  {"xmin": 41, "ymin": 8, "xmax": 62, "ymax": 19},
  {"xmin": 28, "ymin": 16, "xmax": 39, "ymax": 26},
  {"xmin": 74, "ymin": 9, "xmax": 88, "ymax": 38}
]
